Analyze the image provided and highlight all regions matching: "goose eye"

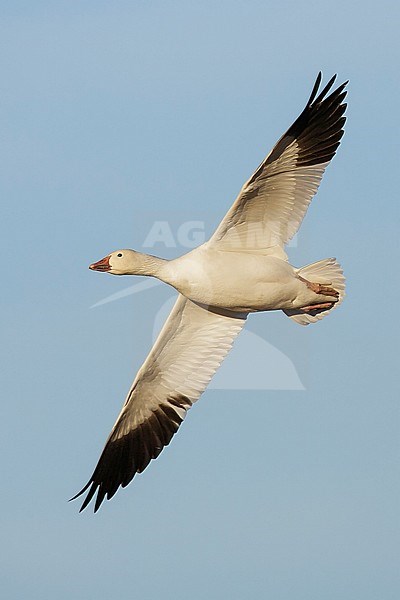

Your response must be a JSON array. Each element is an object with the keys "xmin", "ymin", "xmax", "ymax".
[{"xmin": 117, "ymin": 253, "xmax": 123, "ymax": 257}]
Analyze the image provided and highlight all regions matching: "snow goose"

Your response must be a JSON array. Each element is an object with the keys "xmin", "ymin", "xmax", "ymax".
[{"xmin": 71, "ymin": 73, "xmax": 347, "ymax": 511}]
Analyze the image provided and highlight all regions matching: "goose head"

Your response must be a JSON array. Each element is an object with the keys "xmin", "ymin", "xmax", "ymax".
[{"xmin": 89, "ymin": 249, "xmax": 143, "ymax": 275}]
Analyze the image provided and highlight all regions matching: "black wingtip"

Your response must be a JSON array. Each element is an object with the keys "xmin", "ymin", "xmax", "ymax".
[
  {"xmin": 69, "ymin": 481, "xmax": 91, "ymax": 503},
  {"xmin": 306, "ymin": 72, "xmax": 348, "ymax": 110},
  {"xmin": 307, "ymin": 72, "xmax": 323, "ymax": 106},
  {"xmin": 70, "ymin": 394, "xmax": 192, "ymax": 513},
  {"xmin": 69, "ymin": 480, "xmax": 99, "ymax": 512},
  {"xmin": 313, "ymin": 73, "xmax": 337, "ymax": 105},
  {"xmin": 78, "ymin": 495, "xmax": 93, "ymax": 513}
]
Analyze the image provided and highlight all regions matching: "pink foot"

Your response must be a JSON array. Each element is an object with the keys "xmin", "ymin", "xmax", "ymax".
[
  {"xmin": 301, "ymin": 302, "xmax": 336, "ymax": 313},
  {"xmin": 299, "ymin": 276, "xmax": 339, "ymax": 299}
]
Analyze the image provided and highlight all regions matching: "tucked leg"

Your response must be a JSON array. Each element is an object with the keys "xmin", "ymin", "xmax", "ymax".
[
  {"xmin": 300, "ymin": 302, "xmax": 336, "ymax": 313},
  {"xmin": 298, "ymin": 275, "xmax": 339, "ymax": 299}
]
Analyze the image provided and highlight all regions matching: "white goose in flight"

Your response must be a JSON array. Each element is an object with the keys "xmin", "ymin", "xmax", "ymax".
[{"xmin": 71, "ymin": 73, "xmax": 347, "ymax": 512}]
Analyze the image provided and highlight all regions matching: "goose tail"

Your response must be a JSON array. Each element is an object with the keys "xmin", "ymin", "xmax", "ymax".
[{"xmin": 284, "ymin": 258, "xmax": 345, "ymax": 325}]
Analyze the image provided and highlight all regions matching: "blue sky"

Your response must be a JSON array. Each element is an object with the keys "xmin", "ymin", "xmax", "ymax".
[{"xmin": 1, "ymin": 1, "xmax": 399, "ymax": 599}]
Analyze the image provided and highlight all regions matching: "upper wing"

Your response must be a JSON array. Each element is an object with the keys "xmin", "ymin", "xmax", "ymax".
[
  {"xmin": 71, "ymin": 295, "xmax": 246, "ymax": 512},
  {"xmin": 210, "ymin": 73, "xmax": 347, "ymax": 251}
]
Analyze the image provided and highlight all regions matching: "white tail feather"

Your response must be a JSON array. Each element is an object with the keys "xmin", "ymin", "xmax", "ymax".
[{"xmin": 284, "ymin": 258, "xmax": 345, "ymax": 325}]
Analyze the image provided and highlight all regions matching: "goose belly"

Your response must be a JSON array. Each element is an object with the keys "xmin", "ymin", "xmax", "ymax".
[{"xmin": 167, "ymin": 251, "xmax": 301, "ymax": 313}]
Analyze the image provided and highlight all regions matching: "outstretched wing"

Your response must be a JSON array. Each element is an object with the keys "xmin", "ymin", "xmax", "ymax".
[
  {"xmin": 210, "ymin": 73, "xmax": 347, "ymax": 251},
  {"xmin": 71, "ymin": 296, "xmax": 246, "ymax": 512}
]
